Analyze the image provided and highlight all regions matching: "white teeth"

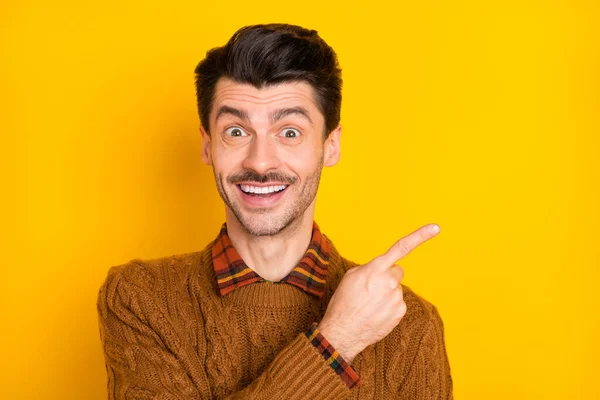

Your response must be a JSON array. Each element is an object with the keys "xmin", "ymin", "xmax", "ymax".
[{"xmin": 240, "ymin": 184, "xmax": 287, "ymax": 194}]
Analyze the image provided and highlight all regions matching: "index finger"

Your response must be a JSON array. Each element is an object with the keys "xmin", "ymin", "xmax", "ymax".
[{"xmin": 377, "ymin": 224, "xmax": 440, "ymax": 267}]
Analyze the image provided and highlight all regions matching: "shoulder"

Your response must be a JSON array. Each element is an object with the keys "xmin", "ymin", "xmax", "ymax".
[
  {"xmin": 102, "ymin": 250, "xmax": 204, "ymax": 292},
  {"xmin": 385, "ymin": 284, "xmax": 447, "ymax": 365},
  {"xmin": 375, "ymin": 285, "xmax": 447, "ymax": 378},
  {"xmin": 401, "ymin": 285, "xmax": 443, "ymax": 326},
  {"xmin": 97, "ymin": 247, "xmax": 212, "ymax": 318}
]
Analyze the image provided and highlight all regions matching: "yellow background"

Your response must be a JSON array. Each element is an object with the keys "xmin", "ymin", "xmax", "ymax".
[{"xmin": 2, "ymin": 0, "xmax": 598, "ymax": 398}]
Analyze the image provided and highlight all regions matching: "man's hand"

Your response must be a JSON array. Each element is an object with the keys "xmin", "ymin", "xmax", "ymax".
[{"xmin": 317, "ymin": 224, "xmax": 441, "ymax": 363}]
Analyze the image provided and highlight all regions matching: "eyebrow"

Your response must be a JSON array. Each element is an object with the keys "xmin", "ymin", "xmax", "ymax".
[
  {"xmin": 270, "ymin": 107, "xmax": 313, "ymax": 126},
  {"xmin": 215, "ymin": 105, "xmax": 250, "ymax": 123},
  {"xmin": 215, "ymin": 105, "xmax": 313, "ymax": 126}
]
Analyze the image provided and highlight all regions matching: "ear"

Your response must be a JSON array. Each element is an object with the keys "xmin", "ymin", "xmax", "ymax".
[
  {"xmin": 323, "ymin": 124, "xmax": 341, "ymax": 167},
  {"xmin": 200, "ymin": 125, "xmax": 212, "ymax": 165}
]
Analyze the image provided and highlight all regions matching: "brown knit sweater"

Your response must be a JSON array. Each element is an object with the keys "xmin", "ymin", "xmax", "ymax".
[{"xmin": 97, "ymin": 238, "xmax": 453, "ymax": 399}]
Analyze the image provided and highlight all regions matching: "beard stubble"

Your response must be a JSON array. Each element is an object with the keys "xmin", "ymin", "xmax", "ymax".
[{"xmin": 213, "ymin": 157, "xmax": 324, "ymax": 236}]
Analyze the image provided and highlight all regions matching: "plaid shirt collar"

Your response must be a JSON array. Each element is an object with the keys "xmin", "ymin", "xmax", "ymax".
[{"xmin": 212, "ymin": 221, "xmax": 330, "ymax": 298}]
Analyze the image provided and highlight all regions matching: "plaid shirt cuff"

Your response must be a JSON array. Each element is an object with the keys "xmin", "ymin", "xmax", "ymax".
[{"xmin": 305, "ymin": 322, "xmax": 362, "ymax": 389}]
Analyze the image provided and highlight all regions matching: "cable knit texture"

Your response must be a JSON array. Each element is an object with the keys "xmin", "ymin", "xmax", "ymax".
[{"xmin": 97, "ymin": 237, "xmax": 453, "ymax": 399}]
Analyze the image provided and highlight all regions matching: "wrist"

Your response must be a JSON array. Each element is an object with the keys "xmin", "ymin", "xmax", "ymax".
[{"xmin": 316, "ymin": 322, "xmax": 358, "ymax": 363}]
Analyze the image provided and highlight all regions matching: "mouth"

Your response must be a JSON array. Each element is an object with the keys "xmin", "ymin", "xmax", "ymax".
[{"xmin": 236, "ymin": 184, "xmax": 289, "ymax": 197}]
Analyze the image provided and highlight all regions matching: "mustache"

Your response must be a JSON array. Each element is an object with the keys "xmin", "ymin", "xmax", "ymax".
[{"xmin": 227, "ymin": 170, "xmax": 298, "ymax": 185}]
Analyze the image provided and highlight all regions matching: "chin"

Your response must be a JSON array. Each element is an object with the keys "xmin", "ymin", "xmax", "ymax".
[{"xmin": 236, "ymin": 213, "xmax": 294, "ymax": 237}]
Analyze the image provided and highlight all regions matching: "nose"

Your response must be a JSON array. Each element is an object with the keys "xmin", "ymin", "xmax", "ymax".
[{"xmin": 242, "ymin": 135, "xmax": 281, "ymax": 175}]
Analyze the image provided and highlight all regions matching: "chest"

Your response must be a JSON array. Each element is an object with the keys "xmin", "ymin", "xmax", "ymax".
[{"xmin": 201, "ymin": 297, "xmax": 324, "ymax": 397}]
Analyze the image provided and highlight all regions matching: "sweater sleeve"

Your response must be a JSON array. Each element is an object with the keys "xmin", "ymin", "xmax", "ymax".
[
  {"xmin": 398, "ymin": 306, "xmax": 453, "ymax": 399},
  {"xmin": 97, "ymin": 265, "xmax": 353, "ymax": 400}
]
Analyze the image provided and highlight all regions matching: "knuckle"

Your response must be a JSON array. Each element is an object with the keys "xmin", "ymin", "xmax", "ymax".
[
  {"xmin": 362, "ymin": 273, "xmax": 378, "ymax": 293},
  {"xmin": 384, "ymin": 271, "xmax": 399, "ymax": 286},
  {"xmin": 391, "ymin": 289, "xmax": 402, "ymax": 303},
  {"xmin": 394, "ymin": 241, "xmax": 413, "ymax": 257},
  {"xmin": 393, "ymin": 264, "xmax": 405, "ymax": 281},
  {"xmin": 390, "ymin": 314, "xmax": 402, "ymax": 326},
  {"xmin": 397, "ymin": 301, "xmax": 407, "ymax": 317}
]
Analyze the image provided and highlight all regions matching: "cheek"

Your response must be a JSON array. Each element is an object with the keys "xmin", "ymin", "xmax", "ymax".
[
  {"xmin": 211, "ymin": 147, "xmax": 244, "ymax": 172},
  {"xmin": 282, "ymin": 156, "xmax": 322, "ymax": 185},
  {"xmin": 281, "ymin": 144, "xmax": 323, "ymax": 169}
]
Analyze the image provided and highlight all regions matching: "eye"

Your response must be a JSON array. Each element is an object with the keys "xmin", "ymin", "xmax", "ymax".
[
  {"xmin": 280, "ymin": 128, "xmax": 300, "ymax": 138},
  {"xmin": 225, "ymin": 127, "xmax": 248, "ymax": 137}
]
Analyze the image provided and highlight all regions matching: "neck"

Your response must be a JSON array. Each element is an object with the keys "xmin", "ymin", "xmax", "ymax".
[{"xmin": 225, "ymin": 204, "xmax": 316, "ymax": 281}]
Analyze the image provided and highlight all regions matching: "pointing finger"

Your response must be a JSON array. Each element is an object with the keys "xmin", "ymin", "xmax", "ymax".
[{"xmin": 376, "ymin": 224, "xmax": 440, "ymax": 269}]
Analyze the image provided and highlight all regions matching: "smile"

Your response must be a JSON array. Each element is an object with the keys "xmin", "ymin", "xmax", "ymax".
[{"xmin": 238, "ymin": 184, "xmax": 288, "ymax": 196}]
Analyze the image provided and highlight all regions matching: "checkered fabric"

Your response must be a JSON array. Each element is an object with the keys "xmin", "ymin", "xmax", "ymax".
[
  {"xmin": 212, "ymin": 221, "xmax": 330, "ymax": 297},
  {"xmin": 211, "ymin": 221, "xmax": 361, "ymax": 388},
  {"xmin": 306, "ymin": 322, "xmax": 362, "ymax": 389}
]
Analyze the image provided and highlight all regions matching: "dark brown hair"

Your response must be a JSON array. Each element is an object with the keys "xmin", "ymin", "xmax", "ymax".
[{"xmin": 194, "ymin": 24, "xmax": 342, "ymax": 137}]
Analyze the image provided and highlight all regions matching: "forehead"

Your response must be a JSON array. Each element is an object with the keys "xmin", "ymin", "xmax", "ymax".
[{"xmin": 211, "ymin": 78, "xmax": 321, "ymax": 116}]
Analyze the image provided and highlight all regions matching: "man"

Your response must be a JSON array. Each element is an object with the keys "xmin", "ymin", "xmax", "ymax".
[{"xmin": 97, "ymin": 23, "xmax": 452, "ymax": 399}]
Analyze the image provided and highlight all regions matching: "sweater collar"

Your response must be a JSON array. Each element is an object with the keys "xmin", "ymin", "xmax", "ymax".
[{"xmin": 211, "ymin": 221, "xmax": 330, "ymax": 298}]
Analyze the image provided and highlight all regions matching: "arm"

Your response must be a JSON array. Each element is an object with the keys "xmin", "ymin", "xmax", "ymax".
[
  {"xmin": 97, "ymin": 266, "xmax": 354, "ymax": 400},
  {"xmin": 398, "ymin": 306, "xmax": 453, "ymax": 400}
]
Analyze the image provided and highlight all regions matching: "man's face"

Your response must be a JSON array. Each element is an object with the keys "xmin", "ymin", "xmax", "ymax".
[{"xmin": 201, "ymin": 78, "xmax": 341, "ymax": 236}]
